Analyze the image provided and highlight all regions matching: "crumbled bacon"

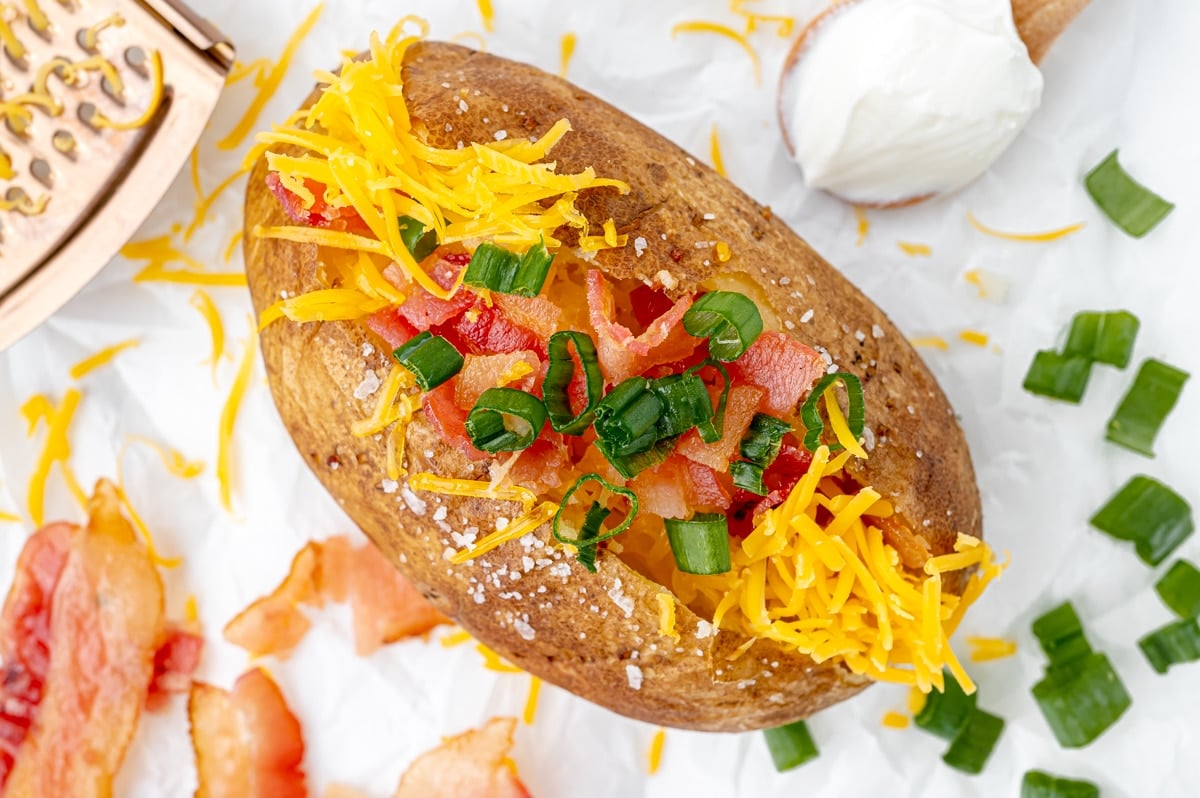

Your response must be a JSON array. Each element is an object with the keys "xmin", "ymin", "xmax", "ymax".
[
  {"xmin": 365, "ymin": 307, "xmax": 419, "ymax": 350},
  {"xmin": 586, "ymin": 270, "xmax": 697, "ymax": 385},
  {"xmin": 422, "ymin": 381, "xmax": 488, "ymax": 461},
  {"xmin": 266, "ymin": 173, "xmax": 370, "ymax": 234},
  {"xmin": 436, "ymin": 303, "xmax": 544, "ymax": 357},
  {"xmin": 727, "ymin": 331, "xmax": 825, "ymax": 416},
  {"xmin": 676, "ymin": 385, "xmax": 765, "ymax": 472},
  {"xmin": 392, "ymin": 717, "xmax": 532, "ymax": 798},
  {"xmin": 455, "ymin": 351, "xmax": 542, "ymax": 410},
  {"xmin": 146, "ymin": 624, "xmax": 204, "ymax": 711}
]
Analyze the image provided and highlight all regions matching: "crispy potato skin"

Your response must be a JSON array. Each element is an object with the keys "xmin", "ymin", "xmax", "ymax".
[{"xmin": 244, "ymin": 41, "xmax": 981, "ymax": 732}]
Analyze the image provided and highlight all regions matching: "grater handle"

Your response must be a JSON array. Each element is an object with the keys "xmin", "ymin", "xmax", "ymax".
[{"xmin": 141, "ymin": 0, "xmax": 235, "ymax": 74}]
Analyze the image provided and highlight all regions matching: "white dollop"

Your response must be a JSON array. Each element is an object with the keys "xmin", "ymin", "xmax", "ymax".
[{"xmin": 780, "ymin": 0, "xmax": 1043, "ymax": 204}]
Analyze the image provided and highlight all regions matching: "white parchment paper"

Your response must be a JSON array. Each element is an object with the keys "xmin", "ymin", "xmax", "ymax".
[{"xmin": 2, "ymin": 0, "xmax": 1198, "ymax": 795}]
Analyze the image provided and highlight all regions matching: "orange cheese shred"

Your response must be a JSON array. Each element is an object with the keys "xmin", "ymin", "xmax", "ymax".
[
  {"xmin": 68, "ymin": 338, "xmax": 139, "ymax": 380},
  {"xmin": 882, "ymin": 711, "xmax": 910, "ymax": 729},
  {"xmin": 967, "ymin": 211, "xmax": 1085, "ymax": 243},
  {"xmin": 522, "ymin": 676, "xmax": 541, "ymax": 725},
  {"xmin": 450, "ymin": 502, "xmax": 558, "ymax": 563},
  {"xmin": 730, "ymin": 0, "xmax": 795, "ymax": 37},
  {"xmin": 959, "ymin": 330, "xmax": 989, "ymax": 348},
  {"xmin": 671, "ymin": 21, "xmax": 762, "ymax": 86},
  {"xmin": 966, "ymin": 636, "xmax": 1018, "ymax": 663},
  {"xmin": 854, "ymin": 206, "xmax": 870, "ymax": 247},
  {"xmin": 476, "ymin": 0, "xmax": 495, "ymax": 32},
  {"xmin": 218, "ymin": 326, "xmax": 258, "ymax": 512},
  {"xmin": 92, "ymin": 50, "xmax": 164, "ymax": 130},
  {"xmin": 709, "ymin": 125, "xmax": 727, "ymax": 178},
  {"xmin": 647, "ymin": 728, "xmax": 666, "ymax": 775},
  {"xmin": 909, "ymin": 336, "xmax": 950, "ymax": 351},
  {"xmin": 23, "ymin": 389, "xmax": 83, "ymax": 527},
  {"xmin": 124, "ymin": 234, "xmax": 248, "ymax": 287},
  {"xmin": 190, "ymin": 289, "xmax": 227, "ymax": 380},
  {"xmin": 476, "ymin": 642, "xmax": 524, "ymax": 673},
  {"xmin": 897, "ymin": 241, "xmax": 932, "ymax": 257},
  {"xmin": 559, "ymin": 32, "xmax": 577, "ymax": 78}
]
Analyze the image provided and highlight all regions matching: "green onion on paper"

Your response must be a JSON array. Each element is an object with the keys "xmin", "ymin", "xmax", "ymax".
[
  {"xmin": 1021, "ymin": 770, "xmax": 1100, "ymax": 798},
  {"xmin": 1156, "ymin": 560, "xmax": 1200, "ymax": 619},
  {"xmin": 1089, "ymin": 475, "xmax": 1194, "ymax": 566},
  {"xmin": 763, "ymin": 720, "xmax": 819, "ymax": 772},
  {"xmin": 1105, "ymin": 359, "xmax": 1189, "ymax": 457},
  {"xmin": 1085, "ymin": 149, "xmax": 1175, "ymax": 238}
]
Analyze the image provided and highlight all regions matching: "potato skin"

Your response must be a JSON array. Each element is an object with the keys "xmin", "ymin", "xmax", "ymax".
[{"xmin": 244, "ymin": 41, "xmax": 981, "ymax": 732}]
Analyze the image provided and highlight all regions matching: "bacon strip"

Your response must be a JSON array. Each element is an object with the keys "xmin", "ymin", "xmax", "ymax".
[
  {"xmin": 586, "ymin": 270, "xmax": 696, "ymax": 384},
  {"xmin": 392, "ymin": 717, "xmax": 532, "ymax": 798}
]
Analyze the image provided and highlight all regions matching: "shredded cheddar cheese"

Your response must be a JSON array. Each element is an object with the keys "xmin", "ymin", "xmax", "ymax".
[
  {"xmin": 184, "ymin": 594, "xmax": 200, "ymax": 623},
  {"xmin": 824, "ymin": 385, "xmax": 867, "ymax": 459},
  {"xmin": 68, "ymin": 339, "xmax": 139, "ymax": 380},
  {"xmin": 559, "ymin": 32, "xmax": 577, "ymax": 78},
  {"xmin": 190, "ymin": 290, "xmax": 227, "ymax": 379},
  {"xmin": 126, "ymin": 435, "xmax": 205, "ymax": 479},
  {"xmin": 647, "ymin": 729, "xmax": 666, "ymax": 775},
  {"xmin": 224, "ymin": 231, "xmax": 244, "ymax": 263},
  {"xmin": 967, "ymin": 211, "xmax": 1085, "ymax": 243},
  {"xmin": 709, "ymin": 125, "xmax": 727, "ymax": 178},
  {"xmin": 476, "ymin": 0, "xmax": 494, "ymax": 32},
  {"xmin": 218, "ymin": 4, "xmax": 324, "ymax": 150},
  {"xmin": 578, "ymin": 218, "xmax": 629, "ymax": 252},
  {"xmin": 218, "ymin": 327, "xmax": 258, "ymax": 512},
  {"xmin": 959, "ymin": 330, "xmax": 989, "ymax": 348},
  {"xmin": 731, "ymin": 0, "xmax": 795, "ymax": 37},
  {"xmin": 114, "ymin": 482, "xmax": 183, "ymax": 568},
  {"xmin": 523, "ymin": 676, "xmax": 541, "ymax": 724},
  {"xmin": 966, "ymin": 636, "xmax": 1017, "ymax": 663},
  {"xmin": 909, "ymin": 336, "xmax": 950, "ymax": 351},
  {"xmin": 656, "ymin": 593, "xmax": 680, "ymax": 641},
  {"xmin": 81, "ymin": 13, "xmax": 125, "ymax": 51},
  {"xmin": 450, "ymin": 502, "xmax": 558, "ymax": 563},
  {"xmin": 0, "ymin": 512, "xmax": 18, "ymax": 524},
  {"xmin": 124, "ymin": 234, "xmax": 248, "ymax": 287},
  {"xmin": 92, "ymin": 50, "xmax": 164, "ymax": 130},
  {"xmin": 476, "ymin": 642, "xmax": 524, "ymax": 673},
  {"xmin": 963, "ymin": 268, "xmax": 1009, "ymax": 303},
  {"xmin": 185, "ymin": 165, "xmax": 247, "ymax": 241},
  {"xmin": 498, "ymin": 360, "xmax": 535, "ymax": 387},
  {"xmin": 854, "ymin": 206, "xmax": 869, "ymax": 247},
  {"xmin": 440, "ymin": 628, "xmax": 473, "ymax": 647},
  {"xmin": 907, "ymin": 686, "xmax": 927, "ymax": 714},
  {"xmin": 227, "ymin": 58, "xmax": 272, "ymax": 85},
  {"xmin": 715, "ymin": 242, "xmax": 732, "ymax": 263},
  {"xmin": 897, "ymin": 241, "xmax": 932, "ymax": 257},
  {"xmin": 409, "ymin": 472, "xmax": 537, "ymax": 513},
  {"xmin": 671, "ymin": 21, "xmax": 762, "ymax": 86},
  {"xmin": 449, "ymin": 31, "xmax": 488, "ymax": 52},
  {"xmin": 23, "ymin": 389, "xmax": 83, "ymax": 527},
  {"xmin": 259, "ymin": 289, "xmax": 388, "ymax": 330},
  {"xmin": 882, "ymin": 711, "xmax": 910, "ymax": 729}
]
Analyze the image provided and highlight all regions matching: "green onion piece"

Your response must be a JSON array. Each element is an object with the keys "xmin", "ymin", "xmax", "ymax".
[
  {"xmin": 740, "ymin": 413, "xmax": 792, "ymax": 466},
  {"xmin": 1032, "ymin": 602, "xmax": 1093, "ymax": 668},
  {"xmin": 543, "ymin": 331, "xmax": 604, "ymax": 434},
  {"xmin": 650, "ymin": 372, "xmax": 714, "ymax": 439},
  {"xmin": 665, "ymin": 514, "xmax": 732, "ymax": 575},
  {"xmin": 594, "ymin": 436, "xmax": 678, "ymax": 480},
  {"xmin": 593, "ymin": 377, "xmax": 662, "ymax": 453},
  {"xmin": 1105, "ymin": 359, "xmax": 1189, "ymax": 457},
  {"xmin": 1156, "ymin": 560, "xmax": 1200, "ymax": 619},
  {"xmin": 942, "ymin": 709, "xmax": 1004, "ymax": 775},
  {"xmin": 762, "ymin": 720, "xmax": 819, "ymax": 772},
  {"xmin": 730, "ymin": 460, "xmax": 766, "ymax": 496},
  {"xmin": 552, "ymin": 474, "xmax": 638, "ymax": 567},
  {"xmin": 1032, "ymin": 652, "xmax": 1131, "ymax": 748},
  {"xmin": 1089, "ymin": 475, "xmax": 1194, "ymax": 566},
  {"xmin": 575, "ymin": 501, "xmax": 611, "ymax": 573},
  {"xmin": 1023, "ymin": 350, "xmax": 1093, "ymax": 404},
  {"xmin": 1021, "ymin": 770, "xmax": 1100, "ymax": 798},
  {"xmin": 799, "ymin": 372, "xmax": 865, "ymax": 453},
  {"xmin": 462, "ymin": 240, "xmax": 555, "ymax": 296},
  {"xmin": 1063, "ymin": 310, "xmax": 1140, "ymax": 369},
  {"xmin": 914, "ymin": 675, "xmax": 977, "ymax": 741},
  {"xmin": 688, "ymin": 360, "xmax": 730, "ymax": 444},
  {"xmin": 1138, "ymin": 617, "xmax": 1200, "ymax": 674},
  {"xmin": 396, "ymin": 215, "xmax": 439, "ymax": 262},
  {"xmin": 1085, "ymin": 149, "xmax": 1175, "ymax": 238},
  {"xmin": 682, "ymin": 291, "xmax": 763, "ymax": 362},
  {"xmin": 392, "ymin": 331, "xmax": 463, "ymax": 391},
  {"xmin": 464, "ymin": 388, "xmax": 548, "ymax": 453}
]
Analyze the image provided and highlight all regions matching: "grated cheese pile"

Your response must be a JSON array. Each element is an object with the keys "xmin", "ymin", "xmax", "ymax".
[{"xmin": 251, "ymin": 24, "xmax": 630, "ymax": 301}]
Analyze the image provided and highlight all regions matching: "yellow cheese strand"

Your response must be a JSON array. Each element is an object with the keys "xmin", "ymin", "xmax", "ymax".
[
  {"xmin": 23, "ymin": 389, "xmax": 82, "ymax": 527},
  {"xmin": 218, "ymin": 327, "xmax": 258, "ymax": 512},
  {"xmin": 475, "ymin": 642, "xmax": 523, "ymax": 673},
  {"xmin": 92, "ymin": 50, "xmax": 165, "ymax": 130},
  {"xmin": 450, "ymin": 502, "xmax": 557, "ymax": 563},
  {"xmin": 126, "ymin": 435, "xmax": 205, "ymax": 479},
  {"xmin": 259, "ymin": 289, "xmax": 388, "ymax": 330},
  {"xmin": 966, "ymin": 636, "xmax": 1018, "ymax": 663},
  {"xmin": 656, "ymin": 593, "xmax": 679, "ymax": 641},
  {"xmin": 854, "ymin": 206, "xmax": 869, "ymax": 247},
  {"xmin": 475, "ymin": 0, "xmax": 494, "ymax": 31},
  {"xmin": 522, "ymin": 676, "xmax": 541, "ymax": 724},
  {"xmin": 881, "ymin": 711, "xmax": 910, "ymax": 729},
  {"xmin": 897, "ymin": 241, "xmax": 932, "ymax": 257},
  {"xmin": 408, "ymin": 473, "xmax": 536, "ymax": 512},
  {"xmin": 823, "ymin": 385, "xmax": 867, "ymax": 459},
  {"xmin": 909, "ymin": 336, "xmax": 950, "ymax": 351},
  {"xmin": 646, "ymin": 729, "xmax": 666, "ymax": 775},
  {"xmin": 68, "ymin": 339, "xmax": 139, "ymax": 380},
  {"xmin": 671, "ymin": 21, "xmax": 762, "ymax": 85},
  {"xmin": 559, "ymin": 32, "xmax": 576, "ymax": 78},
  {"xmin": 959, "ymin": 330, "xmax": 989, "ymax": 347},
  {"xmin": 190, "ymin": 289, "xmax": 227, "ymax": 380},
  {"xmin": 967, "ymin": 211, "xmax": 1085, "ymax": 243}
]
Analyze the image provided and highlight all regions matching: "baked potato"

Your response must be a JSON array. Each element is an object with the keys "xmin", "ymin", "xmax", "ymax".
[{"xmin": 244, "ymin": 33, "xmax": 990, "ymax": 732}]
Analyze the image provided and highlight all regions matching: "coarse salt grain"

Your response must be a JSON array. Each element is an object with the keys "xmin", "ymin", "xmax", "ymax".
[
  {"xmin": 634, "ymin": 236, "xmax": 648, "ymax": 257},
  {"xmin": 381, "ymin": 479, "xmax": 399, "ymax": 494},
  {"xmin": 513, "ymin": 619, "xmax": 536, "ymax": 640},
  {"xmin": 800, "ymin": 309, "xmax": 814, "ymax": 324},
  {"xmin": 361, "ymin": 343, "xmax": 375, "ymax": 358},
  {"xmin": 695, "ymin": 620, "xmax": 714, "ymax": 639},
  {"xmin": 872, "ymin": 324, "xmax": 885, "ymax": 339},
  {"xmin": 493, "ymin": 130, "xmax": 508, "ymax": 141},
  {"xmin": 608, "ymin": 579, "xmax": 635, "ymax": 618},
  {"xmin": 626, "ymin": 664, "xmax": 644, "ymax": 690},
  {"xmin": 432, "ymin": 505, "xmax": 448, "ymax": 522},
  {"xmin": 353, "ymin": 369, "xmax": 382, "ymax": 400}
]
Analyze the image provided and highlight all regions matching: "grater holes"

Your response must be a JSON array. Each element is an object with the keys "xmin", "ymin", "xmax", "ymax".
[
  {"xmin": 77, "ymin": 101, "xmax": 99, "ymax": 130},
  {"xmin": 51, "ymin": 129, "xmax": 76, "ymax": 155},
  {"xmin": 4, "ymin": 111, "xmax": 31, "ymax": 138},
  {"xmin": 124, "ymin": 46, "xmax": 148, "ymax": 77},
  {"xmin": 5, "ymin": 186, "xmax": 29, "ymax": 204},
  {"xmin": 74, "ymin": 28, "xmax": 95, "ymax": 54},
  {"xmin": 29, "ymin": 158, "xmax": 51, "ymax": 188},
  {"xmin": 101, "ymin": 75, "xmax": 123, "ymax": 104}
]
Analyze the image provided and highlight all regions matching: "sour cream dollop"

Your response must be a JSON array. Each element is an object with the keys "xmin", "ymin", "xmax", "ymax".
[{"xmin": 779, "ymin": 0, "xmax": 1044, "ymax": 205}]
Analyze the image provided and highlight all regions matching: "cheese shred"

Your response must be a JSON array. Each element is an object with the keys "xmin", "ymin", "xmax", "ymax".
[
  {"xmin": 408, "ymin": 473, "xmax": 537, "ymax": 513},
  {"xmin": 522, "ymin": 676, "xmax": 541, "ymax": 724},
  {"xmin": 69, "ymin": 339, "xmax": 139, "ymax": 380},
  {"xmin": 218, "ymin": 327, "xmax": 258, "ymax": 512},
  {"xmin": 966, "ymin": 636, "xmax": 1018, "ymax": 663},
  {"xmin": 190, "ymin": 289, "xmax": 227, "ymax": 380},
  {"xmin": 882, "ymin": 711, "xmax": 910, "ymax": 729},
  {"xmin": 23, "ymin": 389, "xmax": 83, "ymax": 527},
  {"xmin": 967, "ymin": 211, "xmax": 1085, "ymax": 243},
  {"xmin": 671, "ymin": 21, "xmax": 762, "ymax": 86},
  {"xmin": 647, "ymin": 728, "xmax": 666, "ymax": 775},
  {"xmin": 450, "ymin": 502, "xmax": 557, "ymax": 563}
]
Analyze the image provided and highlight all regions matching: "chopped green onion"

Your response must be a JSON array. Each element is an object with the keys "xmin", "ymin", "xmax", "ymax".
[
  {"xmin": 392, "ymin": 331, "xmax": 463, "ymax": 391},
  {"xmin": 396, "ymin": 215, "xmax": 439, "ymax": 262},
  {"xmin": 688, "ymin": 360, "xmax": 730, "ymax": 444},
  {"xmin": 649, "ymin": 372, "xmax": 714, "ymax": 438},
  {"xmin": 1089, "ymin": 475, "xmax": 1194, "ymax": 566},
  {"xmin": 593, "ymin": 377, "xmax": 662, "ymax": 453},
  {"xmin": 740, "ymin": 413, "xmax": 792, "ymax": 466},
  {"xmin": 1032, "ymin": 602, "xmax": 1093, "ymax": 669},
  {"xmin": 575, "ymin": 501, "xmax": 611, "ymax": 573},
  {"xmin": 799, "ymin": 373, "xmax": 865, "ymax": 453},
  {"xmin": 1032, "ymin": 652, "xmax": 1131, "ymax": 748},
  {"xmin": 1105, "ymin": 359, "xmax": 1189, "ymax": 457},
  {"xmin": 729, "ymin": 460, "xmax": 766, "ymax": 496},
  {"xmin": 1023, "ymin": 351, "xmax": 1092, "ymax": 404},
  {"xmin": 552, "ymin": 474, "xmax": 638, "ymax": 566},
  {"xmin": 1139, "ymin": 617, "xmax": 1200, "ymax": 674},
  {"xmin": 462, "ymin": 240, "xmax": 555, "ymax": 297},
  {"xmin": 1021, "ymin": 770, "xmax": 1100, "ymax": 798},
  {"xmin": 941, "ymin": 709, "xmax": 1004, "ymax": 775},
  {"xmin": 1085, "ymin": 149, "xmax": 1175, "ymax": 238},
  {"xmin": 595, "ymin": 436, "xmax": 677, "ymax": 480},
  {"xmin": 1156, "ymin": 560, "xmax": 1200, "ymax": 619},
  {"xmin": 762, "ymin": 720, "xmax": 819, "ymax": 772},
  {"xmin": 665, "ymin": 514, "xmax": 732, "ymax": 575},
  {"xmin": 543, "ymin": 332, "xmax": 604, "ymax": 434},
  {"xmin": 1063, "ymin": 310, "xmax": 1140, "ymax": 369},
  {"xmin": 464, "ymin": 388, "xmax": 548, "ymax": 452},
  {"xmin": 914, "ymin": 675, "xmax": 977, "ymax": 741},
  {"xmin": 682, "ymin": 291, "xmax": 763, "ymax": 362}
]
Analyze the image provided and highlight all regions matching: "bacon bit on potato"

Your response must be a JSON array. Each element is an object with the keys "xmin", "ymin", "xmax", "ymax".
[
  {"xmin": 189, "ymin": 668, "xmax": 306, "ymax": 798},
  {"xmin": 456, "ymin": 351, "xmax": 543, "ymax": 409},
  {"xmin": 493, "ymin": 294, "xmax": 561, "ymax": 342},
  {"xmin": 878, "ymin": 515, "xmax": 933, "ymax": 571},
  {"xmin": 675, "ymin": 384, "xmax": 765, "ymax": 472},
  {"xmin": 1, "ymin": 481, "xmax": 166, "ymax": 795},
  {"xmin": 586, "ymin": 270, "xmax": 697, "ymax": 385},
  {"xmin": 503, "ymin": 432, "xmax": 570, "ymax": 495},
  {"xmin": 726, "ymin": 330, "xmax": 825, "ymax": 416},
  {"xmin": 223, "ymin": 535, "xmax": 448, "ymax": 659},
  {"xmin": 392, "ymin": 717, "xmax": 533, "ymax": 798}
]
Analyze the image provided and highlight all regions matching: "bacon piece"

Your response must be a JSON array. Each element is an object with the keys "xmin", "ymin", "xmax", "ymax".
[
  {"xmin": 630, "ymin": 454, "xmax": 732, "ymax": 519},
  {"xmin": 502, "ymin": 432, "xmax": 570, "ymax": 495},
  {"xmin": 266, "ymin": 173, "xmax": 370, "ymax": 234},
  {"xmin": 146, "ymin": 624, "xmax": 204, "ymax": 710},
  {"xmin": 2, "ymin": 482, "xmax": 165, "ymax": 796},
  {"xmin": 436, "ymin": 303, "xmax": 544, "ymax": 357},
  {"xmin": 422, "ymin": 381, "xmax": 488, "ymax": 461},
  {"xmin": 455, "ymin": 351, "xmax": 542, "ymax": 410},
  {"xmin": 493, "ymin": 294, "xmax": 561, "ymax": 342},
  {"xmin": 675, "ymin": 385, "xmax": 765, "ymax": 472},
  {"xmin": 393, "ymin": 717, "xmax": 532, "ymax": 798},
  {"xmin": 586, "ymin": 270, "xmax": 698, "ymax": 384},
  {"xmin": 728, "ymin": 444, "xmax": 814, "ymax": 537},
  {"xmin": 365, "ymin": 308, "xmax": 419, "ymax": 350},
  {"xmin": 878, "ymin": 516, "xmax": 933, "ymax": 571},
  {"xmin": 223, "ymin": 536, "xmax": 447, "ymax": 659},
  {"xmin": 189, "ymin": 668, "xmax": 306, "ymax": 798},
  {"xmin": 727, "ymin": 331, "xmax": 826, "ymax": 416}
]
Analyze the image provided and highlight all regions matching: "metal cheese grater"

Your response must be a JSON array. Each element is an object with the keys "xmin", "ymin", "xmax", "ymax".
[{"xmin": 0, "ymin": 0, "xmax": 233, "ymax": 351}]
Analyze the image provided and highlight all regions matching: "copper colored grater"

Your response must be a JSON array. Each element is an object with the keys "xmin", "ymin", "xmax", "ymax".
[{"xmin": 0, "ymin": 0, "xmax": 233, "ymax": 351}]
